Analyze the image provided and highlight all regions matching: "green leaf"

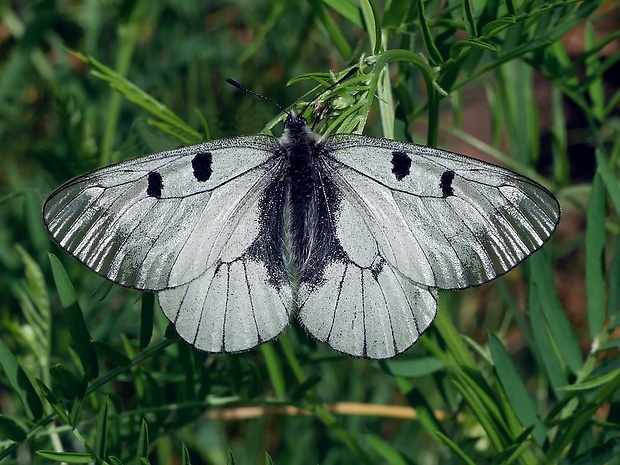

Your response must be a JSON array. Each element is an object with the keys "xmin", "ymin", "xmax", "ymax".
[
  {"xmin": 0, "ymin": 415, "xmax": 28, "ymax": 443},
  {"xmin": 36, "ymin": 380, "xmax": 70, "ymax": 424},
  {"xmin": 608, "ymin": 235, "xmax": 620, "ymax": 320},
  {"xmin": 93, "ymin": 340, "xmax": 132, "ymax": 367},
  {"xmin": 265, "ymin": 452, "xmax": 274, "ymax": 465},
  {"xmin": 435, "ymin": 431, "xmax": 477, "ymax": 465},
  {"xmin": 546, "ymin": 371, "xmax": 620, "ymax": 462},
  {"xmin": 595, "ymin": 148, "xmax": 620, "ymax": 221},
  {"xmin": 136, "ymin": 420, "xmax": 149, "ymax": 459},
  {"xmin": 451, "ymin": 377, "xmax": 504, "ymax": 450},
  {"xmin": 560, "ymin": 367, "xmax": 620, "ymax": 391},
  {"xmin": 322, "ymin": 0, "xmax": 363, "ymax": 27},
  {"xmin": 383, "ymin": 0, "xmax": 411, "ymax": 28},
  {"xmin": 16, "ymin": 245, "xmax": 51, "ymax": 352},
  {"xmin": 529, "ymin": 284, "xmax": 568, "ymax": 395},
  {"xmin": 568, "ymin": 437, "xmax": 620, "ymax": 465},
  {"xmin": 450, "ymin": 38, "xmax": 497, "ymax": 59},
  {"xmin": 585, "ymin": 174, "xmax": 607, "ymax": 340},
  {"xmin": 488, "ymin": 333, "xmax": 546, "ymax": 445},
  {"xmin": 35, "ymin": 451, "xmax": 95, "ymax": 463},
  {"xmin": 48, "ymin": 253, "xmax": 99, "ymax": 379},
  {"xmin": 260, "ymin": 342, "xmax": 286, "ymax": 398},
  {"xmin": 71, "ymin": 51, "xmax": 202, "ymax": 147},
  {"xmin": 481, "ymin": 17, "xmax": 516, "ymax": 36},
  {"xmin": 227, "ymin": 449, "xmax": 236, "ymax": 465},
  {"xmin": 95, "ymin": 397, "xmax": 109, "ymax": 459},
  {"xmin": 380, "ymin": 357, "xmax": 445, "ymax": 377},
  {"xmin": 366, "ymin": 434, "xmax": 408, "ymax": 465},
  {"xmin": 0, "ymin": 338, "xmax": 43, "ymax": 420},
  {"xmin": 360, "ymin": 0, "xmax": 382, "ymax": 54},
  {"xmin": 50, "ymin": 363, "xmax": 81, "ymax": 400},
  {"xmin": 307, "ymin": 0, "xmax": 352, "ymax": 59},
  {"xmin": 182, "ymin": 444, "xmax": 192, "ymax": 465},
  {"xmin": 290, "ymin": 375, "xmax": 321, "ymax": 401},
  {"xmin": 399, "ymin": 383, "xmax": 447, "ymax": 438},
  {"xmin": 529, "ymin": 252, "xmax": 582, "ymax": 375},
  {"xmin": 584, "ymin": 22, "xmax": 605, "ymax": 121},
  {"xmin": 462, "ymin": 0, "xmax": 477, "ymax": 37},
  {"xmin": 140, "ymin": 293, "xmax": 155, "ymax": 350},
  {"xmin": 416, "ymin": 0, "xmax": 444, "ymax": 65}
]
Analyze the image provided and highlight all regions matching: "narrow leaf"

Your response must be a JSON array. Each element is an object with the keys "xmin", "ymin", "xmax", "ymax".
[
  {"xmin": 136, "ymin": 420, "xmax": 149, "ymax": 459},
  {"xmin": 435, "ymin": 432, "xmax": 477, "ymax": 465},
  {"xmin": 95, "ymin": 397, "xmax": 109, "ymax": 459},
  {"xmin": 416, "ymin": 0, "xmax": 444, "ymax": 64},
  {"xmin": 0, "ymin": 338, "xmax": 43, "ymax": 420},
  {"xmin": 488, "ymin": 333, "xmax": 546, "ymax": 445},
  {"xmin": 35, "ymin": 451, "xmax": 94, "ymax": 463},
  {"xmin": 48, "ymin": 254, "xmax": 99, "ymax": 379},
  {"xmin": 0, "ymin": 415, "xmax": 28, "ymax": 443},
  {"xmin": 529, "ymin": 252, "xmax": 582, "ymax": 374},
  {"xmin": 585, "ymin": 175, "xmax": 607, "ymax": 340}
]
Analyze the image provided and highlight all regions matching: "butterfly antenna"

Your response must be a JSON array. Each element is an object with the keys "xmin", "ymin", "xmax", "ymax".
[
  {"xmin": 299, "ymin": 67, "xmax": 358, "ymax": 118},
  {"xmin": 225, "ymin": 78, "xmax": 290, "ymax": 116}
]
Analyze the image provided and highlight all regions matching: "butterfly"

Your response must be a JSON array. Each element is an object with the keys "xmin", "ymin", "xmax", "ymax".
[{"xmin": 43, "ymin": 87, "xmax": 561, "ymax": 359}]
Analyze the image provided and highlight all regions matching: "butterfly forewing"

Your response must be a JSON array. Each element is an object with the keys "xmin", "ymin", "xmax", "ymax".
[
  {"xmin": 323, "ymin": 134, "xmax": 560, "ymax": 290},
  {"xmin": 44, "ymin": 136, "xmax": 281, "ymax": 290}
]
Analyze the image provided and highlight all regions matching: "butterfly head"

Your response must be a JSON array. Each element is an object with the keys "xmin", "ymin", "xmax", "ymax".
[{"xmin": 281, "ymin": 112, "xmax": 321, "ymax": 146}]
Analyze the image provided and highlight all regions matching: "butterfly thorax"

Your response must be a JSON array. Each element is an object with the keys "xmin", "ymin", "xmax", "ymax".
[{"xmin": 277, "ymin": 115, "xmax": 336, "ymax": 291}]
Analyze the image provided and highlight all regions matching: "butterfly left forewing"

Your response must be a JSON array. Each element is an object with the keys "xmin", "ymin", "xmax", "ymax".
[{"xmin": 43, "ymin": 136, "xmax": 280, "ymax": 289}]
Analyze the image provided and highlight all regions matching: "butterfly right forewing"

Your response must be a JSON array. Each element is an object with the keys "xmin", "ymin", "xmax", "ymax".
[{"xmin": 322, "ymin": 134, "xmax": 560, "ymax": 290}]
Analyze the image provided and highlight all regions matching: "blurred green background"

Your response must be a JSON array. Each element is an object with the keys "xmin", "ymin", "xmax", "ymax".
[{"xmin": 1, "ymin": 0, "xmax": 620, "ymax": 464}]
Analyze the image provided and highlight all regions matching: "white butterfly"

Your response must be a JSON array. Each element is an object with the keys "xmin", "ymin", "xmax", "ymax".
[{"xmin": 43, "ymin": 100, "xmax": 560, "ymax": 359}]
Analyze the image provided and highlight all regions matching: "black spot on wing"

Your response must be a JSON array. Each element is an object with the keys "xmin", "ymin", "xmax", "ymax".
[
  {"xmin": 147, "ymin": 171, "xmax": 163, "ymax": 198},
  {"xmin": 192, "ymin": 152, "xmax": 213, "ymax": 182},
  {"xmin": 391, "ymin": 151, "xmax": 411, "ymax": 181},
  {"xmin": 440, "ymin": 170, "xmax": 455, "ymax": 198}
]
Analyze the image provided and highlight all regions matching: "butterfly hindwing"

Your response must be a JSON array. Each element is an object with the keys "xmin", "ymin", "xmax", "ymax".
[{"xmin": 296, "ymin": 179, "xmax": 439, "ymax": 358}]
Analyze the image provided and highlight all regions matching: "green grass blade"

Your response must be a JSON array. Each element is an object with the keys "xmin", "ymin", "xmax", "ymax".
[
  {"xmin": 585, "ymin": 174, "xmax": 607, "ymax": 341},
  {"xmin": 0, "ymin": 338, "xmax": 43, "ymax": 420},
  {"xmin": 48, "ymin": 253, "xmax": 99, "ymax": 379},
  {"xmin": 488, "ymin": 333, "xmax": 547, "ymax": 445},
  {"xmin": 529, "ymin": 252, "xmax": 583, "ymax": 375}
]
